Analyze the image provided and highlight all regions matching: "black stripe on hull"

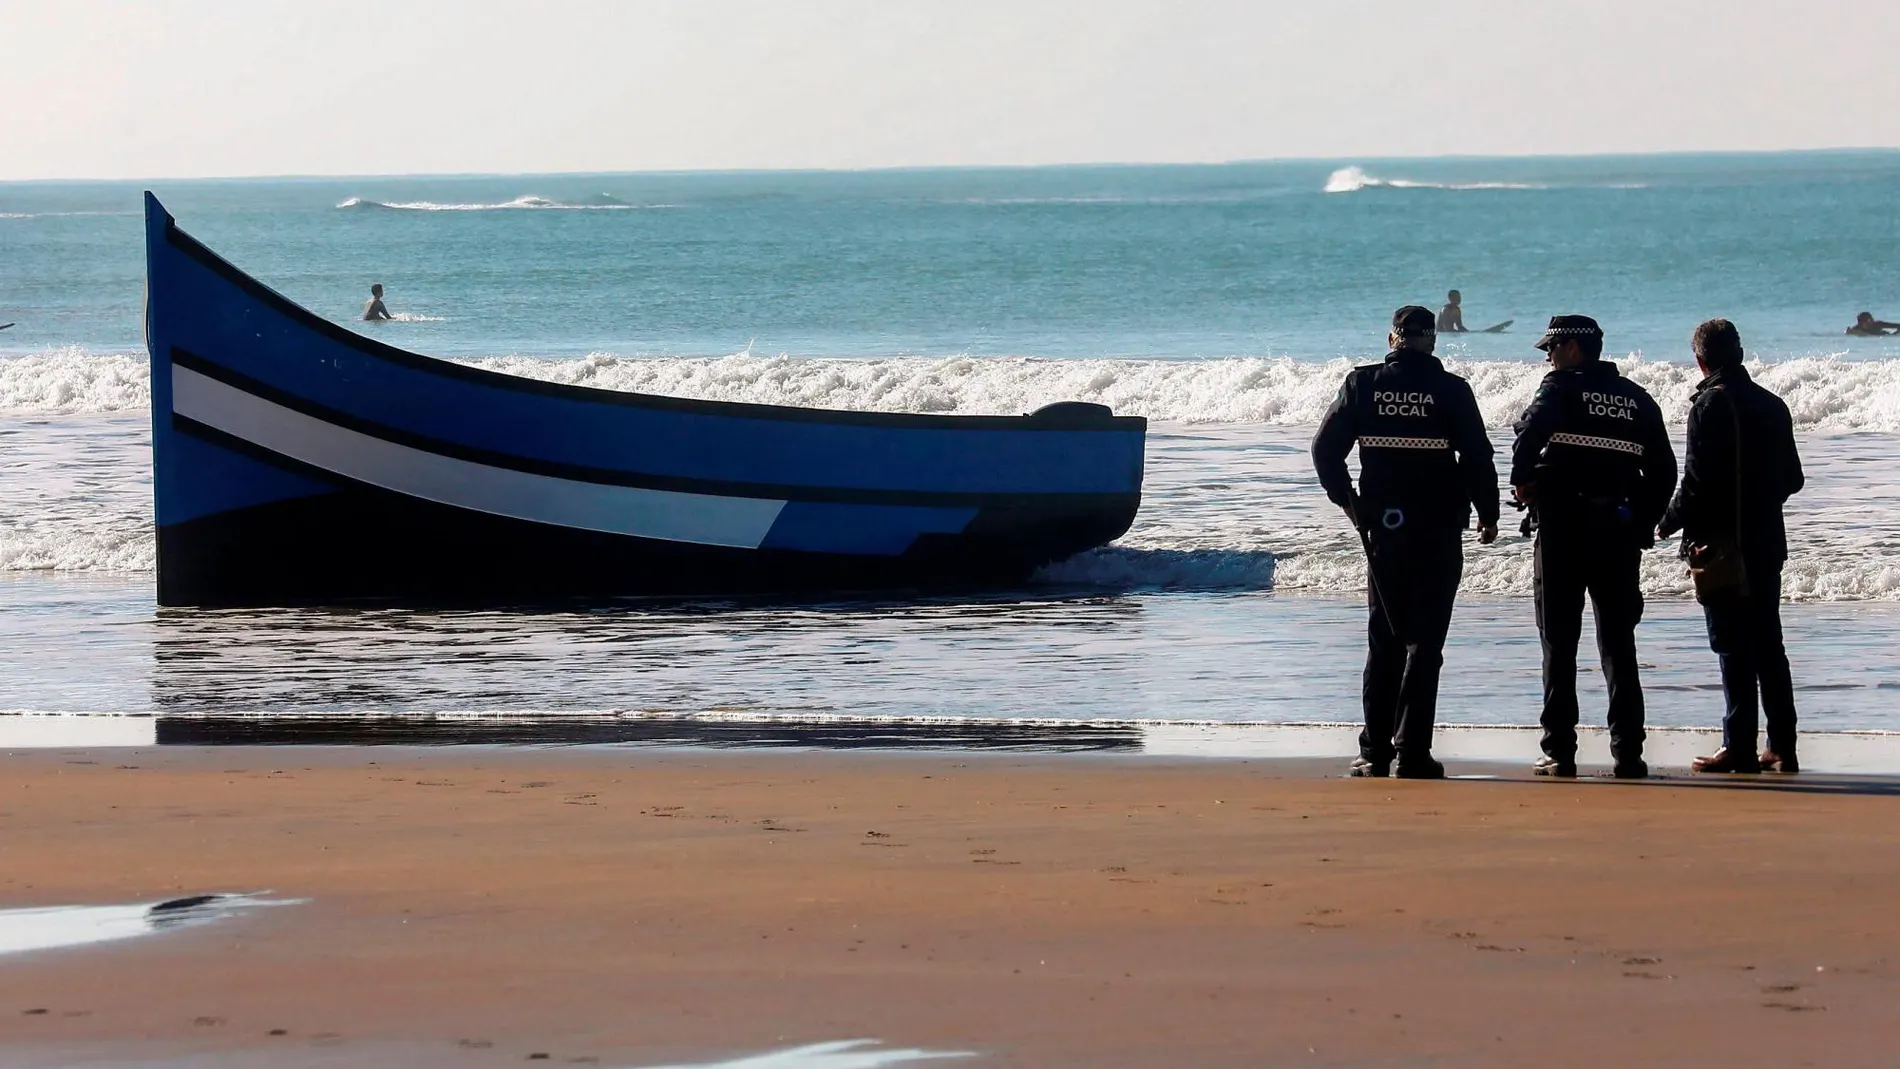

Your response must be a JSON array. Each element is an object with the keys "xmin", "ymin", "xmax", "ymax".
[{"xmin": 155, "ymin": 488, "xmax": 1138, "ymax": 607}]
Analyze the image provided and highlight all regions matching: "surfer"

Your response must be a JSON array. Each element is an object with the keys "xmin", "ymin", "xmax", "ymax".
[
  {"xmin": 1846, "ymin": 312, "xmax": 1900, "ymax": 336},
  {"xmin": 362, "ymin": 284, "xmax": 391, "ymax": 322},
  {"xmin": 1311, "ymin": 306, "xmax": 1499, "ymax": 780},
  {"xmin": 1437, "ymin": 290, "xmax": 1467, "ymax": 333}
]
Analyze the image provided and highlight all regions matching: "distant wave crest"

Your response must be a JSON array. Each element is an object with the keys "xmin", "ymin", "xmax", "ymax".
[
  {"xmin": 0, "ymin": 209, "xmax": 140, "ymax": 220},
  {"xmin": 9, "ymin": 348, "xmax": 1900, "ymax": 433},
  {"xmin": 336, "ymin": 193, "xmax": 655, "ymax": 212},
  {"xmin": 1324, "ymin": 166, "xmax": 1550, "ymax": 194},
  {"xmin": 1319, "ymin": 165, "xmax": 1652, "ymax": 194}
]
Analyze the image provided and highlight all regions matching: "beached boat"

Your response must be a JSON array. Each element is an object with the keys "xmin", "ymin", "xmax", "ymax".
[{"xmin": 142, "ymin": 193, "xmax": 1145, "ymax": 606}]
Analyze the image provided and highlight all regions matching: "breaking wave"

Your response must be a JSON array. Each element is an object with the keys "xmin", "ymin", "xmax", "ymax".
[
  {"xmin": 1321, "ymin": 166, "xmax": 1644, "ymax": 194},
  {"xmin": 0, "ymin": 348, "xmax": 152, "ymax": 413},
  {"xmin": 335, "ymin": 193, "xmax": 651, "ymax": 212},
  {"xmin": 11, "ymin": 347, "xmax": 1900, "ymax": 433},
  {"xmin": 8, "ymin": 347, "xmax": 1899, "ymax": 600}
]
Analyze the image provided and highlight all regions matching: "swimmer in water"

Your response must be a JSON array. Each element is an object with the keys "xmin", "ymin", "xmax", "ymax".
[
  {"xmin": 1846, "ymin": 312, "xmax": 1900, "ymax": 337},
  {"xmin": 1437, "ymin": 290, "xmax": 1468, "ymax": 333},
  {"xmin": 362, "ymin": 283, "xmax": 391, "ymax": 322}
]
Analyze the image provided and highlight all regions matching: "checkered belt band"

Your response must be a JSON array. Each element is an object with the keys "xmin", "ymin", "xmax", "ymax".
[
  {"xmin": 1549, "ymin": 431, "xmax": 1643, "ymax": 456},
  {"xmin": 1359, "ymin": 436, "xmax": 1451, "ymax": 450}
]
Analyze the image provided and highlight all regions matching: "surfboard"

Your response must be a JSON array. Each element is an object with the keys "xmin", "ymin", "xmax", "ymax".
[{"xmin": 1479, "ymin": 320, "xmax": 1512, "ymax": 333}]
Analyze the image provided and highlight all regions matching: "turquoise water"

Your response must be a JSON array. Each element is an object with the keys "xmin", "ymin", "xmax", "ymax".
[{"xmin": 5, "ymin": 152, "xmax": 1899, "ymax": 361}]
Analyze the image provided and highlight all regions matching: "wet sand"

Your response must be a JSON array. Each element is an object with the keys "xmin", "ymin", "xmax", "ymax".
[{"xmin": 3, "ymin": 746, "xmax": 1897, "ymax": 1068}]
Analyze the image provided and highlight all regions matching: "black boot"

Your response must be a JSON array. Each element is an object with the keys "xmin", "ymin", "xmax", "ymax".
[{"xmin": 1394, "ymin": 753, "xmax": 1445, "ymax": 780}]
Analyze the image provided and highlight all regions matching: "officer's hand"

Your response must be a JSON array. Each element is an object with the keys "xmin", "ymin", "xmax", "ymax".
[
  {"xmin": 1477, "ymin": 521, "xmax": 1498, "ymax": 545},
  {"xmin": 1512, "ymin": 483, "xmax": 1537, "ymax": 506}
]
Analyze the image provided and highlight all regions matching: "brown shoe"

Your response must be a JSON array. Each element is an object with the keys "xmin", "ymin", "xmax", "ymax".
[
  {"xmin": 1760, "ymin": 749, "xmax": 1800, "ymax": 774},
  {"xmin": 1692, "ymin": 747, "xmax": 1763, "ymax": 774}
]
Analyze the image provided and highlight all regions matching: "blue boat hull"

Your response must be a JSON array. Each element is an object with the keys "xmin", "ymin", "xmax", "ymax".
[{"xmin": 143, "ymin": 194, "xmax": 1145, "ymax": 606}]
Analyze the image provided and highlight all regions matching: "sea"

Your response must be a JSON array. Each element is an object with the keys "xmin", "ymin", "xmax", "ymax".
[{"xmin": 4, "ymin": 152, "xmax": 1900, "ymax": 756}]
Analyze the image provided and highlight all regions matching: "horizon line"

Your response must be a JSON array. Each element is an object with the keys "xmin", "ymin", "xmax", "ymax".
[{"xmin": 5, "ymin": 145, "xmax": 1899, "ymax": 186}]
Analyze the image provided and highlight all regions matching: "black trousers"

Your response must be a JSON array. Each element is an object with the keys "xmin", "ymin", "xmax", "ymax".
[
  {"xmin": 1702, "ymin": 567, "xmax": 1798, "ymax": 756},
  {"xmin": 1534, "ymin": 526, "xmax": 1646, "ymax": 762},
  {"xmin": 1361, "ymin": 525, "xmax": 1463, "ymax": 764}
]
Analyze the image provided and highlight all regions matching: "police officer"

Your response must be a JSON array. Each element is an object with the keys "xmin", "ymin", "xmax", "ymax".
[
  {"xmin": 1313, "ymin": 306, "xmax": 1500, "ymax": 779},
  {"xmin": 1510, "ymin": 315, "xmax": 1676, "ymax": 779}
]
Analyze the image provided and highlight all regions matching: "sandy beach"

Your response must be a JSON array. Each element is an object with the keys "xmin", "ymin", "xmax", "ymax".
[{"xmin": 3, "ymin": 746, "xmax": 1896, "ymax": 1068}]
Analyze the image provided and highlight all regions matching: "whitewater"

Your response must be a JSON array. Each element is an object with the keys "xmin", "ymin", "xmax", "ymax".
[
  {"xmin": 334, "ymin": 193, "xmax": 661, "ymax": 211},
  {"xmin": 6, "ymin": 347, "xmax": 1898, "ymax": 603},
  {"xmin": 10, "ymin": 347, "xmax": 1900, "ymax": 430}
]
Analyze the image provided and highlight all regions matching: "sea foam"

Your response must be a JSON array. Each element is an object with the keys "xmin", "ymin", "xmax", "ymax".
[
  {"xmin": 11, "ymin": 348, "xmax": 1900, "ymax": 432},
  {"xmin": 8, "ymin": 350, "xmax": 1898, "ymax": 600},
  {"xmin": 0, "ymin": 348, "xmax": 152, "ymax": 413}
]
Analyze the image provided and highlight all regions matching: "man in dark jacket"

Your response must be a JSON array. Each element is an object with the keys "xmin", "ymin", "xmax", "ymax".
[
  {"xmin": 1313, "ymin": 306, "xmax": 1500, "ymax": 779},
  {"xmin": 1511, "ymin": 316, "xmax": 1676, "ymax": 779},
  {"xmin": 1659, "ymin": 319, "xmax": 1806, "ymax": 773}
]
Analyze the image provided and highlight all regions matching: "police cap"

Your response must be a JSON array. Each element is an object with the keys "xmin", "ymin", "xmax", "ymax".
[
  {"xmin": 1533, "ymin": 315, "xmax": 1604, "ymax": 351},
  {"xmin": 1391, "ymin": 305, "xmax": 1436, "ymax": 338}
]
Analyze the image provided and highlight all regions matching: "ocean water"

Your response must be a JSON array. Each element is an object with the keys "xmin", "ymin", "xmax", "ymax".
[{"xmin": 3, "ymin": 153, "xmax": 1899, "ymax": 741}]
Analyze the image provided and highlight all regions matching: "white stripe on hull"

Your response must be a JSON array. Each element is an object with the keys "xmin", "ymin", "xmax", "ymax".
[{"xmin": 171, "ymin": 365, "xmax": 787, "ymax": 548}]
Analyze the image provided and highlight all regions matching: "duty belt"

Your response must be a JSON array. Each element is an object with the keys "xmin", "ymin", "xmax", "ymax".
[
  {"xmin": 1549, "ymin": 431, "xmax": 1643, "ymax": 456},
  {"xmin": 1359, "ymin": 436, "xmax": 1450, "ymax": 450}
]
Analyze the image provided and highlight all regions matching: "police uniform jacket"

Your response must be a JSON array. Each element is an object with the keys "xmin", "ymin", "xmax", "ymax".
[
  {"xmin": 1510, "ymin": 360, "xmax": 1676, "ymax": 537},
  {"xmin": 1312, "ymin": 350, "xmax": 1500, "ymax": 531},
  {"xmin": 1658, "ymin": 365, "xmax": 1804, "ymax": 569}
]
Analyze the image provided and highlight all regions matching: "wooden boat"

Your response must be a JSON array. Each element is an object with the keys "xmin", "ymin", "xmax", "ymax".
[{"xmin": 142, "ymin": 194, "xmax": 1145, "ymax": 606}]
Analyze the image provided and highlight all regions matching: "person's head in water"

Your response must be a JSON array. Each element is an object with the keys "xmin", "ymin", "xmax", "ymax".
[
  {"xmin": 1446, "ymin": 289, "xmax": 1461, "ymax": 307},
  {"xmin": 1858, "ymin": 312, "xmax": 1878, "ymax": 328},
  {"xmin": 1389, "ymin": 305, "xmax": 1437, "ymax": 353},
  {"xmin": 1533, "ymin": 315, "xmax": 1603, "ymax": 370},
  {"xmin": 371, "ymin": 283, "xmax": 384, "ymax": 299},
  {"xmin": 1692, "ymin": 318, "xmax": 1744, "ymax": 375}
]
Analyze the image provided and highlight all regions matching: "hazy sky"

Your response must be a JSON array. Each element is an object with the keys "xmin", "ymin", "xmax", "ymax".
[{"xmin": 6, "ymin": 0, "xmax": 1898, "ymax": 180}]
